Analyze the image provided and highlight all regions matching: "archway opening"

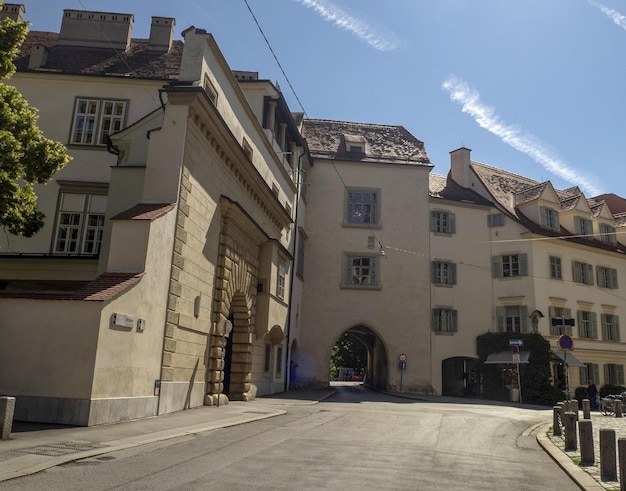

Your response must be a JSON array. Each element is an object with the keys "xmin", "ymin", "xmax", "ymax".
[
  {"xmin": 441, "ymin": 357, "xmax": 480, "ymax": 397},
  {"xmin": 329, "ymin": 325, "xmax": 388, "ymax": 390}
]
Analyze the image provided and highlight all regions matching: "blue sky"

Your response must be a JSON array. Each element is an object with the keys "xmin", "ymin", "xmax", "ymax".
[{"xmin": 21, "ymin": 0, "xmax": 626, "ymax": 198}]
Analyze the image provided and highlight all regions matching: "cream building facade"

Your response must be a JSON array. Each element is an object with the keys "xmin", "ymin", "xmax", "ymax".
[{"xmin": 0, "ymin": 5, "xmax": 306, "ymax": 425}]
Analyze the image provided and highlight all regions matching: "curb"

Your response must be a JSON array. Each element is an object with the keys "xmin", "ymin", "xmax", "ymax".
[{"xmin": 535, "ymin": 423, "xmax": 605, "ymax": 491}]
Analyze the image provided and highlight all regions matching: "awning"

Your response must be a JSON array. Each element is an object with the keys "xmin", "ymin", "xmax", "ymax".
[
  {"xmin": 552, "ymin": 351, "xmax": 586, "ymax": 368},
  {"xmin": 485, "ymin": 350, "xmax": 530, "ymax": 364}
]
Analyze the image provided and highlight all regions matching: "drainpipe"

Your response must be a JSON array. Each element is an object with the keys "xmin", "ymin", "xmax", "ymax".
[{"xmin": 284, "ymin": 148, "xmax": 306, "ymax": 391}]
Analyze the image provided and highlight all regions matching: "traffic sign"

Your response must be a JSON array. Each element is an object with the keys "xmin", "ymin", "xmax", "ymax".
[
  {"xmin": 558, "ymin": 334, "xmax": 574, "ymax": 351},
  {"xmin": 551, "ymin": 318, "xmax": 575, "ymax": 326},
  {"xmin": 399, "ymin": 361, "xmax": 406, "ymax": 371},
  {"xmin": 509, "ymin": 339, "xmax": 523, "ymax": 347},
  {"xmin": 399, "ymin": 353, "xmax": 407, "ymax": 362},
  {"xmin": 511, "ymin": 346, "xmax": 520, "ymax": 354}
]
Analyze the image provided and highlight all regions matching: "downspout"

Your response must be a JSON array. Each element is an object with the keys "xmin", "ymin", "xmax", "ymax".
[{"xmin": 284, "ymin": 149, "xmax": 305, "ymax": 391}]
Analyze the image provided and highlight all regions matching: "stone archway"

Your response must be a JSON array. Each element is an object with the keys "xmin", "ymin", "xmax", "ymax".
[{"xmin": 333, "ymin": 324, "xmax": 389, "ymax": 390}]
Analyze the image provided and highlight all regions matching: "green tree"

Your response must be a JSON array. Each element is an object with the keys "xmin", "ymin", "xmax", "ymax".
[
  {"xmin": 0, "ymin": 3, "xmax": 70, "ymax": 237},
  {"xmin": 329, "ymin": 332, "xmax": 368, "ymax": 379}
]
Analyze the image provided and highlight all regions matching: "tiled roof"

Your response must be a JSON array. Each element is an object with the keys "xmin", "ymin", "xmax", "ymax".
[
  {"xmin": 614, "ymin": 212, "xmax": 626, "ymax": 228},
  {"xmin": 429, "ymin": 173, "xmax": 494, "ymax": 206},
  {"xmin": 593, "ymin": 193, "xmax": 626, "ymax": 215},
  {"xmin": 16, "ymin": 31, "xmax": 183, "ymax": 79},
  {"xmin": 514, "ymin": 182, "xmax": 548, "ymax": 206},
  {"xmin": 0, "ymin": 272, "xmax": 144, "ymax": 301},
  {"xmin": 470, "ymin": 161, "xmax": 538, "ymax": 214},
  {"xmin": 301, "ymin": 119, "xmax": 431, "ymax": 165},
  {"xmin": 112, "ymin": 203, "xmax": 176, "ymax": 220}
]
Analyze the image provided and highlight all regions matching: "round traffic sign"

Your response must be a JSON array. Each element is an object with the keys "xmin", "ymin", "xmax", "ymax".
[
  {"xmin": 558, "ymin": 334, "xmax": 574, "ymax": 351},
  {"xmin": 399, "ymin": 353, "xmax": 407, "ymax": 362}
]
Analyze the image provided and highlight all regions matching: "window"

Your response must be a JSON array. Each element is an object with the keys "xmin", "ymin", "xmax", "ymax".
[
  {"xmin": 540, "ymin": 206, "xmax": 560, "ymax": 230},
  {"xmin": 432, "ymin": 308, "xmax": 458, "ymax": 333},
  {"xmin": 580, "ymin": 363, "xmax": 600, "ymax": 385},
  {"xmin": 277, "ymin": 260, "xmax": 287, "ymax": 300},
  {"xmin": 264, "ymin": 344, "xmax": 271, "ymax": 372},
  {"xmin": 601, "ymin": 314, "xmax": 620, "ymax": 341},
  {"xmin": 574, "ymin": 216, "xmax": 593, "ymax": 237},
  {"xmin": 53, "ymin": 192, "xmax": 106, "ymax": 255},
  {"xmin": 346, "ymin": 189, "xmax": 378, "ymax": 225},
  {"xmin": 599, "ymin": 223, "xmax": 617, "ymax": 244},
  {"xmin": 572, "ymin": 261, "xmax": 594, "ymax": 285},
  {"xmin": 549, "ymin": 256, "xmax": 562, "ymax": 280},
  {"xmin": 431, "ymin": 260, "xmax": 457, "ymax": 286},
  {"xmin": 604, "ymin": 364, "xmax": 625, "ymax": 386},
  {"xmin": 487, "ymin": 214, "xmax": 504, "ymax": 227},
  {"xmin": 577, "ymin": 310, "xmax": 597, "ymax": 339},
  {"xmin": 343, "ymin": 254, "xmax": 378, "ymax": 288},
  {"xmin": 549, "ymin": 306, "xmax": 573, "ymax": 336},
  {"xmin": 492, "ymin": 253, "xmax": 528, "ymax": 278},
  {"xmin": 597, "ymin": 266, "xmax": 618, "ymax": 289},
  {"xmin": 275, "ymin": 346, "xmax": 283, "ymax": 376},
  {"xmin": 496, "ymin": 305, "xmax": 528, "ymax": 333},
  {"xmin": 203, "ymin": 74, "xmax": 218, "ymax": 105},
  {"xmin": 70, "ymin": 98, "xmax": 127, "ymax": 146},
  {"xmin": 430, "ymin": 210, "xmax": 456, "ymax": 234}
]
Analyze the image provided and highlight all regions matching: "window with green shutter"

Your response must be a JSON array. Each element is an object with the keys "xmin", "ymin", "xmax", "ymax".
[
  {"xmin": 577, "ymin": 310, "xmax": 597, "ymax": 339},
  {"xmin": 549, "ymin": 306, "xmax": 573, "ymax": 336},
  {"xmin": 601, "ymin": 314, "xmax": 620, "ymax": 341}
]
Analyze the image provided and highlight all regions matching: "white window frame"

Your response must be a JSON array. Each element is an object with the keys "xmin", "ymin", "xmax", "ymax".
[
  {"xmin": 549, "ymin": 256, "xmax": 562, "ymax": 280},
  {"xmin": 345, "ymin": 188, "xmax": 379, "ymax": 226},
  {"xmin": 432, "ymin": 307, "xmax": 458, "ymax": 334},
  {"xmin": 430, "ymin": 210, "xmax": 456, "ymax": 234},
  {"xmin": 597, "ymin": 266, "xmax": 618, "ymax": 289},
  {"xmin": 540, "ymin": 206, "xmax": 560, "ymax": 230},
  {"xmin": 572, "ymin": 260, "xmax": 594, "ymax": 285},
  {"xmin": 599, "ymin": 223, "xmax": 617, "ymax": 244},
  {"xmin": 277, "ymin": 259, "xmax": 287, "ymax": 300},
  {"xmin": 601, "ymin": 313, "xmax": 620, "ymax": 341},
  {"xmin": 52, "ymin": 189, "xmax": 107, "ymax": 255},
  {"xmin": 496, "ymin": 305, "xmax": 528, "ymax": 333},
  {"xmin": 604, "ymin": 364, "xmax": 625, "ymax": 386},
  {"xmin": 431, "ymin": 260, "xmax": 457, "ymax": 286},
  {"xmin": 487, "ymin": 214, "xmax": 504, "ymax": 227},
  {"xmin": 577, "ymin": 310, "xmax": 597, "ymax": 339},
  {"xmin": 70, "ymin": 97, "xmax": 127, "ymax": 146},
  {"xmin": 492, "ymin": 253, "xmax": 528, "ymax": 278},
  {"xmin": 342, "ymin": 253, "xmax": 379, "ymax": 289},
  {"xmin": 574, "ymin": 216, "xmax": 593, "ymax": 237}
]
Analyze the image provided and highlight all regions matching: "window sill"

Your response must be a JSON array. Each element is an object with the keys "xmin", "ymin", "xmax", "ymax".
[
  {"xmin": 340, "ymin": 284, "xmax": 381, "ymax": 291},
  {"xmin": 342, "ymin": 222, "xmax": 382, "ymax": 229}
]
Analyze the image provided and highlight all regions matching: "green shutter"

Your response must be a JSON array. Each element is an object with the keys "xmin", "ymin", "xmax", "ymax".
[
  {"xmin": 492, "ymin": 256, "xmax": 502, "ymax": 278},
  {"xmin": 520, "ymin": 305, "xmax": 529, "ymax": 333},
  {"xmin": 518, "ymin": 253, "xmax": 528, "ymax": 276},
  {"xmin": 602, "ymin": 313, "xmax": 609, "ymax": 340},
  {"xmin": 431, "ymin": 262, "xmax": 437, "ymax": 283},
  {"xmin": 591, "ymin": 312, "xmax": 598, "ymax": 339},
  {"xmin": 496, "ymin": 306, "xmax": 506, "ymax": 333},
  {"xmin": 618, "ymin": 365, "xmax": 625, "ymax": 385},
  {"xmin": 577, "ymin": 311, "xmax": 584, "ymax": 338},
  {"xmin": 586, "ymin": 264, "xmax": 594, "ymax": 285},
  {"xmin": 616, "ymin": 316, "xmax": 621, "ymax": 342},
  {"xmin": 565, "ymin": 308, "xmax": 573, "ymax": 335},
  {"xmin": 451, "ymin": 309, "xmax": 458, "ymax": 332},
  {"xmin": 612, "ymin": 268, "xmax": 618, "ymax": 289},
  {"xmin": 371, "ymin": 257, "xmax": 377, "ymax": 285},
  {"xmin": 449, "ymin": 213, "xmax": 456, "ymax": 234},
  {"xmin": 430, "ymin": 211, "xmax": 437, "ymax": 232},
  {"xmin": 549, "ymin": 306, "xmax": 558, "ymax": 335},
  {"xmin": 450, "ymin": 263, "xmax": 457, "ymax": 285},
  {"xmin": 431, "ymin": 309, "xmax": 437, "ymax": 331}
]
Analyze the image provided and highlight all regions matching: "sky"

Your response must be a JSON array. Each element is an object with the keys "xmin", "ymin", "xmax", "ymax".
[{"xmin": 20, "ymin": 0, "xmax": 626, "ymax": 199}]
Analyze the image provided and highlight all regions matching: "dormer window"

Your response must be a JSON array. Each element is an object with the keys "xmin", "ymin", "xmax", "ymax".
[
  {"xmin": 348, "ymin": 144, "xmax": 363, "ymax": 153},
  {"xmin": 599, "ymin": 223, "xmax": 617, "ymax": 244},
  {"xmin": 540, "ymin": 206, "xmax": 560, "ymax": 230},
  {"xmin": 574, "ymin": 216, "xmax": 593, "ymax": 237},
  {"xmin": 343, "ymin": 134, "xmax": 366, "ymax": 154}
]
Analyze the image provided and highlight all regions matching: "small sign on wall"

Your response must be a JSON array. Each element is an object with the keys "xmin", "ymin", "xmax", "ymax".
[{"xmin": 111, "ymin": 313, "xmax": 135, "ymax": 329}]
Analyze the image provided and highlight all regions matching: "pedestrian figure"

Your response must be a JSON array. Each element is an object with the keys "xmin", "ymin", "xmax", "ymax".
[{"xmin": 588, "ymin": 380, "xmax": 598, "ymax": 410}]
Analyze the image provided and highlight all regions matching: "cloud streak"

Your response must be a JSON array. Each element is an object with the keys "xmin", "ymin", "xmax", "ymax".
[
  {"xmin": 442, "ymin": 76, "xmax": 602, "ymax": 196},
  {"xmin": 588, "ymin": 0, "xmax": 626, "ymax": 30},
  {"xmin": 293, "ymin": 0, "xmax": 399, "ymax": 51}
]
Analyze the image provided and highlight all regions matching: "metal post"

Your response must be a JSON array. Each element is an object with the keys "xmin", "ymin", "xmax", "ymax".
[
  {"xmin": 516, "ymin": 361, "xmax": 522, "ymax": 404},
  {"xmin": 217, "ymin": 332, "xmax": 225, "ymax": 408},
  {"xmin": 564, "ymin": 349, "xmax": 570, "ymax": 401}
]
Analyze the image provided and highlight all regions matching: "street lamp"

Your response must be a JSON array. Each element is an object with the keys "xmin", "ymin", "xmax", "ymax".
[{"xmin": 216, "ymin": 318, "xmax": 233, "ymax": 407}]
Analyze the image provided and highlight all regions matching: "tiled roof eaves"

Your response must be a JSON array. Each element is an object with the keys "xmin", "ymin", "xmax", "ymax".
[
  {"xmin": 111, "ymin": 203, "xmax": 176, "ymax": 220},
  {"xmin": 0, "ymin": 272, "xmax": 144, "ymax": 301}
]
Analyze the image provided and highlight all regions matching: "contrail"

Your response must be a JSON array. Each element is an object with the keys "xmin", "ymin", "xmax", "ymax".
[
  {"xmin": 442, "ymin": 75, "xmax": 603, "ymax": 196},
  {"xmin": 293, "ymin": 0, "xmax": 399, "ymax": 51},
  {"xmin": 588, "ymin": 0, "xmax": 626, "ymax": 30}
]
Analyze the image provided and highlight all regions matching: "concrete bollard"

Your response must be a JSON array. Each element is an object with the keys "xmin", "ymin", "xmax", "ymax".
[
  {"xmin": 570, "ymin": 400, "xmax": 580, "ymax": 420},
  {"xmin": 619, "ymin": 438, "xmax": 626, "ymax": 490},
  {"xmin": 600, "ymin": 429, "xmax": 617, "ymax": 482},
  {"xmin": 578, "ymin": 420, "xmax": 594, "ymax": 465},
  {"xmin": 553, "ymin": 406, "xmax": 562, "ymax": 436},
  {"xmin": 616, "ymin": 400, "xmax": 623, "ymax": 418},
  {"xmin": 564, "ymin": 411, "xmax": 578, "ymax": 451},
  {"xmin": 557, "ymin": 402, "xmax": 565, "ymax": 424},
  {"xmin": 0, "ymin": 396, "xmax": 15, "ymax": 440},
  {"xmin": 582, "ymin": 399, "xmax": 590, "ymax": 419}
]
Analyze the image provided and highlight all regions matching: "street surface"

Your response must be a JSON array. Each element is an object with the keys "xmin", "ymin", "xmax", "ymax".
[{"xmin": 1, "ymin": 383, "xmax": 577, "ymax": 490}]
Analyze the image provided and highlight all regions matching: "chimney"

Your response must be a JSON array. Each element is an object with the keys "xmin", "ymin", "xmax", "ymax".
[
  {"xmin": 450, "ymin": 147, "xmax": 472, "ymax": 188},
  {"xmin": 58, "ymin": 10, "xmax": 134, "ymax": 50},
  {"xmin": 0, "ymin": 3, "xmax": 25, "ymax": 22},
  {"xmin": 149, "ymin": 17, "xmax": 175, "ymax": 52},
  {"xmin": 28, "ymin": 45, "xmax": 48, "ymax": 69}
]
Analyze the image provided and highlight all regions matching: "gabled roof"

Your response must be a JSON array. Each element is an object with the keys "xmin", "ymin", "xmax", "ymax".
[
  {"xmin": 593, "ymin": 193, "xmax": 626, "ymax": 215},
  {"xmin": 429, "ymin": 173, "xmax": 493, "ymax": 206},
  {"xmin": 301, "ymin": 119, "xmax": 431, "ymax": 166},
  {"xmin": 16, "ymin": 31, "xmax": 183, "ymax": 79}
]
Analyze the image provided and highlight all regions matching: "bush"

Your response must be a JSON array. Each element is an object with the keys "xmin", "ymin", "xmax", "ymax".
[{"xmin": 600, "ymin": 384, "xmax": 626, "ymax": 398}]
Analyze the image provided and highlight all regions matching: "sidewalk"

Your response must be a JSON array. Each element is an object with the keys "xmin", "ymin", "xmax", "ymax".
[{"xmin": 0, "ymin": 389, "xmax": 334, "ymax": 483}]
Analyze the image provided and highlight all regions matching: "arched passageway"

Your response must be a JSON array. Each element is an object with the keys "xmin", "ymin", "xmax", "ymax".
[
  {"xmin": 331, "ymin": 325, "xmax": 389, "ymax": 391},
  {"xmin": 441, "ymin": 357, "xmax": 480, "ymax": 397}
]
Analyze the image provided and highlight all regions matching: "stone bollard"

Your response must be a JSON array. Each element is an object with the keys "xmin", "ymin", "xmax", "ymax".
[
  {"xmin": 557, "ymin": 402, "xmax": 565, "ymax": 424},
  {"xmin": 616, "ymin": 400, "xmax": 623, "ymax": 418},
  {"xmin": 570, "ymin": 400, "xmax": 580, "ymax": 420},
  {"xmin": 619, "ymin": 438, "xmax": 626, "ymax": 490},
  {"xmin": 582, "ymin": 399, "xmax": 590, "ymax": 419},
  {"xmin": 578, "ymin": 420, "xmax": 594, "ymax": 465},
  {"xmin": 564, "ymin": 411, "xmax": 578, "ymax": 451},
  {"xmin": 553, "ymin": 406, "xmax": 562, "ymax": 436},
  {"xmin": 600, "ymin": 429, "xmax": 617, "ymax": 482},
  {"xmin": 0, "ymin": 396, "xmax": 15, "ymax": 440}
]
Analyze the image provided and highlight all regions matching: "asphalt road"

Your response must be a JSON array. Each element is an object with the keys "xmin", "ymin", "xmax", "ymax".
[{"xmin": 1, "ymin": 384, "xmax": 578, "ymax": 490}]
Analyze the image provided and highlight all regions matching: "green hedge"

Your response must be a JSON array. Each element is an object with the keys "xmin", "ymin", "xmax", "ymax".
[{"xmin": 477, "ymin": 332, "xmax": 561, "ymax": 406}]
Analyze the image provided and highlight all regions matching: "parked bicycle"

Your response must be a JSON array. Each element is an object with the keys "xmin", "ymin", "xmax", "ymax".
[{"xmin": 600, "ymin": 393, "xmax": 626, "ymax": 416}]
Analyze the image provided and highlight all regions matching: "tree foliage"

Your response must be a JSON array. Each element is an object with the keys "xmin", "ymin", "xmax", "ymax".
[
  {"xmin": 0, "ymin": 6, "xmax": 71, "ymax": 237},
  {"xmin": 329, "ymin": 332, "xmax": 368, "ymax": 379}
]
